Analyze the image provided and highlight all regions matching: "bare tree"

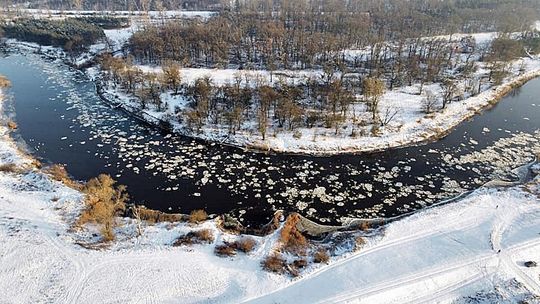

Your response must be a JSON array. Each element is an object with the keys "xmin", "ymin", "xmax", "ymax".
[
  {"xmin": 421, "ymin": 90, "xmax": 438, "ymax": 114},
  {"xmin": 441, "ymin": 78, "xmax": 458, "ymax": 110},
  {"xmin": 131, "ymin": 205, "xmax": 144, "ymax": 237},
  {"xmin": 162, "ymin": 61, "xmax": 182, "ymax": 94},
  {"xmin": 363, "ymin": 77, "xmax": 386, "ymax": 121}
]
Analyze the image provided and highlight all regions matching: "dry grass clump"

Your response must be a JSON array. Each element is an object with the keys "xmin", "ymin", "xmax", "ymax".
[
  {"xmin": 288, "ymin": 258, "xmax": 308, "ymax": 277},
  {"xmin": 132, "ymin": 205, "xmax": 185, "ymax": 223},
  {"xmin": 215, "ymin": 243, "xmax": 236, "ymax": 257},
  {"xmin": 293, "ymin": 258, "xmax": 308, "ymax": 268},
  {"xmin": 7, "ymin": 120, "xmax": 17, "ymax": 130},
  {"xmin": 174, "ymin": 228, "xmax": 214, "ymax": 246},
  {"xmin": 313, "ymin": 248, "xmax": 330, "ymax": 264},
  {"xmin": 77, "ymin": 174, "xmax": 128, "ymax": 242},
  {"xmin": 0, "ymin": 75, "xmax": 11, "ymax": 88},
  {"xmin": 0, "ymin": 163, "xmax": 19, "ymax": 173},
  {"xmin": 261, "ymin": 254, "xmax": 287, "ymax": 274},
  {"xmin": 360, "ymin": 221, "xmax": 370, "ymax": 231},
  {"xmin": 355, "ymin": 236, "xmax": 366, "ymax": 250},
  {"xmin": 45, "ymin": 164, "xmax": 81, "ymax": 189},
  {"xmin": 31, "ymin": 159, "xmax": 42, "ymax": 169},
  {"xmin": 279, "ymin": 213, "xmax": 308, "ymax": 255},
  {"xmin": 235, "ymin": 237, "xmax": 257, "ymax": 253},
  {"xmin": 189, "ymin": 209, "xmax": 207, "ymax": 224},
  {"xmin": 214, "ymin": 236, "xmax": 258, "ymax": 258}
]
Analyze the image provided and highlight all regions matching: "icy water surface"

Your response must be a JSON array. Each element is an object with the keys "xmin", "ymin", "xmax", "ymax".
[{"xmin": 1, "ymin": 51, "xmax": 539, "ymax": 226}]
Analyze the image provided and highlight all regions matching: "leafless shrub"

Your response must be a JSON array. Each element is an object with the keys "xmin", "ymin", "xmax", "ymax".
[
  {"xmin": 355, "ymin": 236, "xmax": 366, "ymax": 250},
  {"xmin": 292, "ymin": 259, "xmax": 307, "ymax": 268},
  {"xmin": 77, "ymin": 174, "xmax": 128, "ymax": 242},
  {"xmin": 174, "ymin": 229, "xmax": 214, "ymax": 246},
  {"xmin": 280, "ymin": 213, "xmax": 308, "ymax": 255},
  {"xmin": 215, "ymin": 243, "xmax": 236, "ymax": 257},
  {"xmin": 313, "ymin": 248, "xmax": 330, "ymax": 264},
  {"xmin": 421, "ymin": 90, "xmax": 438, "ymax": 114},
  {"xmin": 132, "ymin": 205, "xmax": 185, "ymax": 224},
  {"xmin": 379, "ymin": 107, "xmax": 399, "ymax": 126},
  {"xmin": 261, "ymin": 254, "xmax": 287, "ymax": 274},
  {"xmin": 215, "ymin": 236, "xmax": 257, "ymax": 258},
  {"xmin": 360, "ymin": 221, "xmax": 370, "ymax": 231},
  {"xmin": 0, "ymin": 163, "xmax": 19, "ymax": 173},
  {"xmin": 235, "ymin": 237, "xmax": 257, "ymax": 253},
  {"xmin": 189, "ymin": 209, "xmax": 207, "ymax": 224}
]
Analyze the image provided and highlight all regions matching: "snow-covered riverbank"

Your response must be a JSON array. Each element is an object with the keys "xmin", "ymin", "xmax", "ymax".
[
  {"xmin": 99, "ymin": 49, "xmax": 540, "ymax": 156},
  {"xmin": 2, "ymin": 87, "xmax": 540, "ymax": 302}
]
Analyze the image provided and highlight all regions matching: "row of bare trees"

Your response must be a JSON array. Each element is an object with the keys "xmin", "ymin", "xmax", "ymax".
[{"xmin": 100, "ymin": 54, "xmax": 402, "ymax": 138}]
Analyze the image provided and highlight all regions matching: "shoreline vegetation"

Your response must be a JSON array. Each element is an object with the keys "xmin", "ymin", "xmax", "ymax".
[{"xmin": 96, "ymin": 62, "xmax": 540, "ymax": 156}]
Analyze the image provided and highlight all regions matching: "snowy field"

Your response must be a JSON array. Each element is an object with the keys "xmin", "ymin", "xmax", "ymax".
[{"xmin": 2, "ymin": 89, "xmax": 540, "ymax": 303}]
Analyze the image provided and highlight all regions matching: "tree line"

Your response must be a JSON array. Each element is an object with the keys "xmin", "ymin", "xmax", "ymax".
[
  {"xmin": 127, "ymin": 0, "xmax": 539, "ymax": 71},
  {"xmin": 1, "ymin": 18, "xmax": 105, "ymax": 50}
]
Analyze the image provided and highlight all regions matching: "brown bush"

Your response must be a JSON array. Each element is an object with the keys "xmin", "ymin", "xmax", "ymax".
[
  {"xmin": 280, "ymin": 213, "xmax": 308, "ymax": 255},
  {"xmin": 215, "ymin": 243, "xmax": 236, "ymax": 257},
  {"xmin": 360, "ymin": 221, "xmax": 370, "ymax": 231},
  {"xmin": 78, "ymin": 174, "xmax": 128, "ymax": 242},
  {"xmin": 31, "ymin": 159, "xmax": 42, "ymax": 169},
  {"xmin": 0, "ymin": 163, "xmax": 19, "ymax": 173},
  {"xmin": 46, "ymin": 164, "xmax": 69, "ymax": 180},
  {"xmin": 189, "ymin": 209, "xmax": 207, "ymax": 224},
  {"xmin": 45, "ymin": 164, "xmax": 80, "ymax": 189},
  {"xmin": 7, "ymin": 120, "xmax": 17, "ymax": 130},
  {"xmin": 293, "ymin": 259, "xmax": 308, "ymax": 268},
  {"xmin": 313, "ymin": 248, "xmax": 330, "ymax": 264},
  {"xmin": 235, "ymin": 237, "xmax": 257, "ymax": 253},
  {"xmin": 133, "ymin": 206, "xmax": 185, "ymax": 223},
  {"xmin": 0, "ymin": 75, "xmax": 11, "ymax": 88},
  {"xmin": 195, "ymin": 229, "xmax": 214, "ymax": 242},
  {"xmin": 355, "ymin": 236, "xmax": 366, "ymax": 250},
  {"xmin": 261, "ymin": 254, "xmax": 286, "ymax": 274},
  {"xmin": 174, "ymin": 229, "xmax": 214, "ymax": 246}
]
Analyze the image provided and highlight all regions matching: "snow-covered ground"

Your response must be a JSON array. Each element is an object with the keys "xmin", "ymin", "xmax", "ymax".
[{"xmin": 2, "ymin": 88, "xmax": 540, "ymax": 302}]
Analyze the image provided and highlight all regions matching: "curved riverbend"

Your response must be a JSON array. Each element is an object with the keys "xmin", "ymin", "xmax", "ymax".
[{"xmin": 1, "ymin": 48, "xmax": 539, "ymax": 226}]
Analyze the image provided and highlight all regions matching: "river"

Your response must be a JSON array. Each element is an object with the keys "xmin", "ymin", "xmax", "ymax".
[{"xmin": 1, "ymin": 48, "xmax": 539, "ymax": 226}]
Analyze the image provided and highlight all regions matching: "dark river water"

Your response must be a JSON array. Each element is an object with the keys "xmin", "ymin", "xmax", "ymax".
[{"xmin": 1, "ymin": 49, "xmax": 539, "ymax": 226}]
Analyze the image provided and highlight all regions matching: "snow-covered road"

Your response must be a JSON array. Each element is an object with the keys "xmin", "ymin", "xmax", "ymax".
[{"xmin": 246, "ymin": 187, "xmax": 540, "ymax": 303}]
